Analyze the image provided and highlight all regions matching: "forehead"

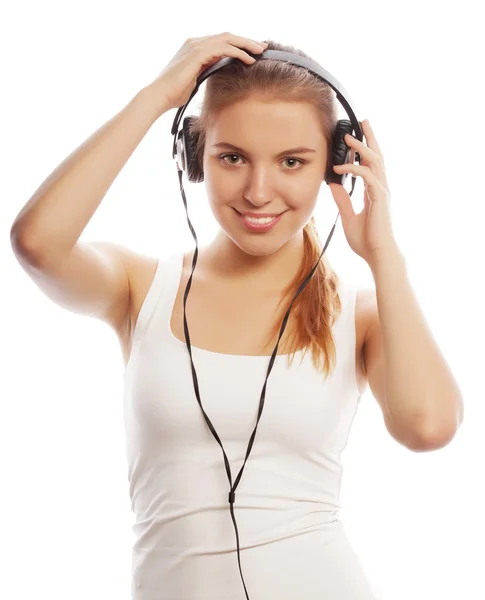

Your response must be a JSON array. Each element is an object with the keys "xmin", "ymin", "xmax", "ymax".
[{"xmin": 206, "ymin": 98, "xmax": 323, "ymax": 144}]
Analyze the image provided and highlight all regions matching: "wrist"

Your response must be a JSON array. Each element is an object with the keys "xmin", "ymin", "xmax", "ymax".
[
  {"xmin": 367, "ymin": 244, "xmax": 406, "ymax": 273},
  {"xmin": 136, "ymin": 83, "xmax": 173, "ymax": 123}
]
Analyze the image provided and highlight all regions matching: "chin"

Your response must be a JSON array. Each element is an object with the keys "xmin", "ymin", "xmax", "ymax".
[
  {"xmin": 226, "ymin": 229, "xmax": 301, "ymax": 259},
  {"xmin": 220, "ymin": 231, "xmax": 274, "ymax": 254},
  {"xmin": 236, "ymin": 243, "xmax": 281, "ymax": 257}
]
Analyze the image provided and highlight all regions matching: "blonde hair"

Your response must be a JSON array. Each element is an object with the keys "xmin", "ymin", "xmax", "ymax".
[{"xmin": 190, "ymin": 40, "xmax": 342, "ymax": 378}]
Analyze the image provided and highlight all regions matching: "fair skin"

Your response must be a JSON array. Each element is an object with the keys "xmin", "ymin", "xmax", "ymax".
[{"xmin": 197, "ymin": 96, "xmax": 329, "ymax": 292}]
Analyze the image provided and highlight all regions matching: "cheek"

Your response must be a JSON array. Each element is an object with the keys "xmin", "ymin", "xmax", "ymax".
[
  {"xmin": 204, "ymin": 170, "xmax": 235, "ymax": 206},
  {"xmin": 282, "ymin": 188, "xmax": 320, "ymax": 216}
]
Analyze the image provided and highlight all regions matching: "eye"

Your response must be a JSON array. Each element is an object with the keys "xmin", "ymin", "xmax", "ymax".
[
  {"xmin": 219, "ymin": 153, "xmax": 305, "ymax": 170},
  {"xmin": 220, "ymin": 153, "xmax": 241, "ymax": 165},
  {"xmin": 283, "ymin": 157, "xmax": 304, "ymax": 169}
]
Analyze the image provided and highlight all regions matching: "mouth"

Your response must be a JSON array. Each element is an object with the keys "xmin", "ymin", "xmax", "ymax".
[
  {"xmin": 233, "ymin": 208, "xmax": 285, "ymax": 232},
  {"xmin": 233, "ymin": 209, "xmax": 285, "ymax": 217}
]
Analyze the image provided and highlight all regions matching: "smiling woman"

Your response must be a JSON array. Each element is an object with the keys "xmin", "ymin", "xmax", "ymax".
[{"xmin": 8, "ymin": 23, "xmax": 467, "ymax": 600}]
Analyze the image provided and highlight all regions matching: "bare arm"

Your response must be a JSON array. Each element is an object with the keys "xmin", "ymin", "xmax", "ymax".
[
  {"xmin": 10, "ymin": 84, "xmax": 171, "ymax": 259},
  {"xmin": 9, "ymin": 84, "xmax": 172, "ymax": 330}
]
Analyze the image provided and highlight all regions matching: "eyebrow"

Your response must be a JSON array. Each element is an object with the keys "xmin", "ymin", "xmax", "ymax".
[{"xmin": 211, "ymin": 142, "xmax": 317, "ymax": 157}]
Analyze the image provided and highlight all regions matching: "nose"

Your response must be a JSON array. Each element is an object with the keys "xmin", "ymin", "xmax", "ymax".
[{"xmin": 243, "ymin": 166, "xmax": 275, "ymax": 207}]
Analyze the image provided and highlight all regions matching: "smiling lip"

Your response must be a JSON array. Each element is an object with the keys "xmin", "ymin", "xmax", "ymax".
[
  {"xmin": 235, "ymin": 210, "xmax": 284, "ymax": 217},
  {"xmin": 235, "ymin": 209, "xmax": 284, "ymax": 232}
]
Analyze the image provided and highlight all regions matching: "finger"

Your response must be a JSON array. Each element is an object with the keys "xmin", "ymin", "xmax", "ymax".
[
  {"xmin": 224, "ymin": 45, "xmax": 260, "ymax": 64},
  {"xmin": 329, "ymin": 183, "xmax": 356, "ymax": 222},
  {"xmin": 361, "ymin": 119, "xmax": 384, "ymax": 159},
  {"xmin": 344, "ymin": 133, "xmax": 381, "ymax": 167},
  {"xmin": 219, "ymin": 37, "xmax": 267, "ymax": 65},
  {"xmin": 333, "ymin": 164, "xmax": 385, "ymax": 191},
  {"xmin": 218, "ymin": 32, "xmax": 268, "ymax": 53},
  {"xmin": 250, "ymin": 38, "xmax": 269, "ymax": 48}
]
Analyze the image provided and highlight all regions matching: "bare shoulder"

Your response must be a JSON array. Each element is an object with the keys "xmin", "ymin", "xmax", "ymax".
[{"xmin": 98, "ymin": 242, "xmax": 158, "ymax": 279}]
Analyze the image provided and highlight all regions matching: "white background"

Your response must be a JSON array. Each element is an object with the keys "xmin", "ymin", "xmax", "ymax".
[{"xmin": 2, "ymin": 1, "xmax": 484, "ymax": 598}]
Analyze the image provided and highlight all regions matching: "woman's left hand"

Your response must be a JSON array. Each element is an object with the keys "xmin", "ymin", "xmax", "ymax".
[{"xmin": 328, "ymin": 119, "xmax": 399, "ymax": 266}]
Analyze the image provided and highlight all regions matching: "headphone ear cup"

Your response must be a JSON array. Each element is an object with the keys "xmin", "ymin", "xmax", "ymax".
[
  {"xmin": 175, "ymin": 128, "xmax": 186, "ymax": 173},
  {"xmin": 182, "ymin": 116, "xmax": 204, "ymax": 183},
  {"xmin": 327, "ymin": 119, "xmax": 356, "ymax": 185}
]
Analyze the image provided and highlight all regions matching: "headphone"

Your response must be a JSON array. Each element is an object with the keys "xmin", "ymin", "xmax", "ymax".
[{"xmin": 170, "ymin": 49, "xmax": 363, "ymax": 599}]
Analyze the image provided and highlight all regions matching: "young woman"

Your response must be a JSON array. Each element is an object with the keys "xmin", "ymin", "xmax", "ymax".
[{"xmin": 11, "ymin": 32, "xmax": 463, "ymax": 600}]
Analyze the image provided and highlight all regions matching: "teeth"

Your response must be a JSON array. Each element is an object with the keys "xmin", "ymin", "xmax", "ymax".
[{"xmin": 244, "ymin": 215, "xmax": 276, "ymax": 224}]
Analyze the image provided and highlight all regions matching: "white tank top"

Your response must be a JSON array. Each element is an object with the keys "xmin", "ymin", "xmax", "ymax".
[{"xmin": 122, "ymin": 250, "xmax": 381, "ymax": 599}]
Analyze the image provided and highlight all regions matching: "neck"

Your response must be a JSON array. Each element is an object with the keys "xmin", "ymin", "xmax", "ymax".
[{"xmin": 199, "ymin": 232, "xmax": 306, "ymax": 293}]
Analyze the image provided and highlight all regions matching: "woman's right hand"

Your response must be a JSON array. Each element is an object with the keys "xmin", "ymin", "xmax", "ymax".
[{"xmin": 146, "ymin": 33, "xmax": 268, "ymax": 113}]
